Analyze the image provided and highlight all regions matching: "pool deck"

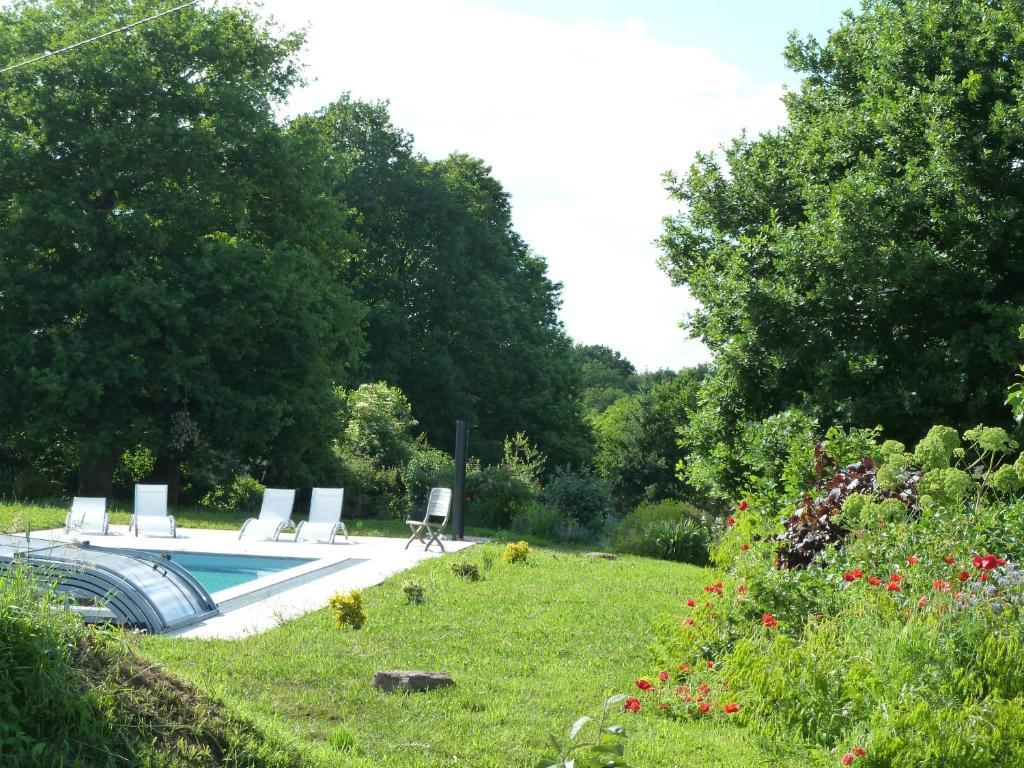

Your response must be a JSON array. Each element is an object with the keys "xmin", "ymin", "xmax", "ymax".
[{"xmin": 33, "ymin": 524, "xmax": 475, "ymax": 639}]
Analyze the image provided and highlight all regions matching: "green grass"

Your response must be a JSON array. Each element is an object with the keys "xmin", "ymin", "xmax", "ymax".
[{"xmin": 141, "ymin": 545, "xmax": 808, "ymax": 767}]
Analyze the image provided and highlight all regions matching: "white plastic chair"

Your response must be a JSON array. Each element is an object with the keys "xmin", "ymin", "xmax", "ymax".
[
  {"xmin": 65, "ymin": 497, "xmax": 109, "ymax": 535},
  {"xmin": 130, "ymin": 484, "xmax": 175, "ymax": 537},
  {"xmin": 239, "ymin": 488, "xmax": 296, "ymax": 541},
  {"xmin": 295, "ymin": 487, "xmax": 348, "ymax": 544},
  {"xmin": 405, "ymin": 487, "xmax": 452, "ymax": 552}
]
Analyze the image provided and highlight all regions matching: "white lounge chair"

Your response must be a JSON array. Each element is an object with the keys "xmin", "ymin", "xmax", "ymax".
[
  {"xmin": 130, "ymin": 484, "xmax": 176, "ymax": 537},
  {"xmin": 239, "ymin": 488, "xmax": 296, "ymax": 541},
  {"xmin": 65, "ymin": 496, "xmax": 109, "ymax": 535},
  {"xmin": 295, "ymin": 487, "xmax": 348, "ymax": 544},
  {"xmin": 405, "ymin": 487, "xmax": 452, "ymax": 552}
]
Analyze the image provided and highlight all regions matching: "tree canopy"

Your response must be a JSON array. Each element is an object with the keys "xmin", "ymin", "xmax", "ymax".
[
  {"xmin": 660, "ymin": 0, "xmax": 1024, "ymax": 493},
  {"xmin": 0, "ymin": 0, "xmax": 365, "ymax": 495}
]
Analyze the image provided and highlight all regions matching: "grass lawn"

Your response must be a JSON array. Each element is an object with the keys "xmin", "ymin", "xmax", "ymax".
[{"xmin": 141, "ymin": 545, "xmax": 809, "ymax": 767}]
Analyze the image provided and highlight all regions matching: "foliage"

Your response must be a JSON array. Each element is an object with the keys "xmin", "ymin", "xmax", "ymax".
[
  {"xmin": 501, "ymin": 432, "xmax": 547, "ymax": 486},
  {"xmin": 502, "ymin": 540, "xmax": 531, "ymax": 564},
  {"xmin": 647, "ymin": 418, "xmax": 1024, "ymax": 766},
  {"xmin": 293, "ymin": 97, "xmax": 591, "ymax": 468},
  {"xmin": 536, "ymin": 694, "xmax": 631, "ymax": 768},
  {"xmin": 450, "ymin": 561, "xmax": 481, "ymax": 581},
  {"xmin": 329, "ymin": 590, "xmax": 366, "ymax": 630},
  {"xmin": 591, "ymin": 369, "xmax": 706, "ymax": 511},
  {"xmin": 1006, "ymin": 325, "xmax": 1024, "ymax": 424},
  {"xmin": 0, "ymin": 0, "xmax": 365, "ymax": 496},
  {"xmin": 401, "ymin": 581, "xmax": 425, "ymax": 604},
  {"xmin": 399, "ymin": 444, "xmax": 454, "ymax": 514},
  {"xmin": 0, "ymin": 566, "xmax": 302, "ymax": 767},
  {"xmin": 540, "ymin": 467, "xmax": 614, "ymax": 533},
  {"xmin": 200, "ymin": 474, "xmax": 266, "ymax": 513},
  {"xmin": 511, "ymin": 502, "xmax": 562, "ymax": 540},
  {"xmin": 609, "ymin": 500, "xmax": 712, "ymax": 565},
  {"xmin": 574, "ymin": 344, "xmax": 639, "ymax": 414},
  {"xmin": 464, "ymin": 461, "xmax": 538, "ymax": 529},
  {"xmin": 660, "ymin": 0, "xmax": 1024, "ymax": 497}
]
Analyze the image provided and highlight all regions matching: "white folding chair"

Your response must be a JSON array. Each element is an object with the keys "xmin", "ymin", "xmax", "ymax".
[
  {"xmin": 130, "ymin": 484, "xmax": 175, "ymax": 537},
  {"xmin": 405, "ymin": 487, "xmax": 452, "ymax": 552},
  {"xmin": 295, "ymin": 487, "xmax": 348, "ymax": 544},
  {"xmin": 239, "ymin": 488, "xmax": 296, "ymax": 541}
]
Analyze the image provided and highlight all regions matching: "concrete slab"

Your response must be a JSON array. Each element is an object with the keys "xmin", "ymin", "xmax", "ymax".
[{"xmin": 32, "ymin": 524, "xmax": 475, "ymax": 639}]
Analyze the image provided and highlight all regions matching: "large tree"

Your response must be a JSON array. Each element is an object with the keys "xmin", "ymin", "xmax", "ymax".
[
  {"xmin": 660, "ymin": 0, "xmax": 1024, "ymax": 492},
  {"xmin": 0, "ymin": 0, "xmax": 364, "ymax": 496},
  {"xmin": 292, "ymin": 97, "xmax": 591, "ymax": 466}
]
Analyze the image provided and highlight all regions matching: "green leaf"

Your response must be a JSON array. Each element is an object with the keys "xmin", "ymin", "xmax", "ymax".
[{"xmin": 569, "ymin": 715, "xmax": 592, "ymax": 740}]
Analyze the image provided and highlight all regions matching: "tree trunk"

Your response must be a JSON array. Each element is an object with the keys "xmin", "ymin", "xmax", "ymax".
[
  {"xmin": 77, "ymin": 451, "xmax": 118, "ymax": 498},
  {"xmin": 149, "ymin": 453, "xmax": 182, "ymax": 506}
]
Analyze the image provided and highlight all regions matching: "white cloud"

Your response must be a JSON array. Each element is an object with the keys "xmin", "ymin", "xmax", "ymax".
[{"xmin": 243, "ymin": 0, "xmax": 790, "ymax": 370}]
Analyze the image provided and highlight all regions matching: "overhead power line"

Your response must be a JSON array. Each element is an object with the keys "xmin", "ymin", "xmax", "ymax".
[{"xmin": 0, "ymin": 0, "xmax": 201, "ymax": 75}]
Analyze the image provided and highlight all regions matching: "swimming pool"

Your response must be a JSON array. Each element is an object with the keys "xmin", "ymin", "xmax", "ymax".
[{"xmin": 147, "ymin": 552, "xmax": 315, "ymax": 593}]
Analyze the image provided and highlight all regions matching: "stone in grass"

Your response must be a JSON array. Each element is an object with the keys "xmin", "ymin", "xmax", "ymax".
[
  {"xmin": 372, "ymin": 671, "xmax": 455, "ymax": 693},
  {"xmin": 583, "ymin": 552, "xmax": 617, "ymax": 560}
]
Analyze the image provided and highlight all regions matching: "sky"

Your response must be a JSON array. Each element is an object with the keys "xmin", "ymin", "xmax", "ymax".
[
  {"xmin": 238, "ymin": 0, "xmax": 855, "ymax": 371},
  {"xmin": 7, "ymin": 0, "xmax": 855, "ymax": 371}
]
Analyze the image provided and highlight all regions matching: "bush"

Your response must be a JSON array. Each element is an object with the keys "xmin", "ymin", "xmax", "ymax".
[
  {"xmin": 400, "ymin": 444, "xmax": 453, "ymax": 513},
  {"xmin": 329, "ymin": 590, "xmax": 366, "ymax": 630},
  {"xmin": 450, "ymin": 561, "xmax": 481, "ymax": 581},
  {"xmin": 609, "ymin": 500, "xmax": 712, "ymax": 564},
  {"xmin": 645, "ymin": 421, "xmax": 1024, "ymax": 766},
  {"xmin": 510, "ymin": 503, "xmax": 561, "ymax": 539},
  {"xmin": 501, "ymin": 540, "xmax": 530, "ymax": 564},
  {"xmin": 540, "ymin": 467, "xmax": 614, "ymax": 533},
  {"xmin": 465, "ymin": 463, "xmax": 536, "ymax": 529},
  {"xmin": 201, "ymin": 473, "xmax": 266, "ymax": 512},
  {"xmin": 402, "ymin": 581, "xmax": 425, "ymax": 604}
]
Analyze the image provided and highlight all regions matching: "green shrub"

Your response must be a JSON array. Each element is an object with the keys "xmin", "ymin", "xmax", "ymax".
[
  {"xmin": 201, "ymin": 473, "xmax": 266, "ymax": 512},
  {"xmin": 400, "ymin": 444, "xmax": 452, "ymax": 513},
  {"xmin": 329, "ymin": 590, "xmax": 366, "ymax": 630},
  {"xmin": 510, "ymin": 502, "xmax": 561, "ymax": 539},
  {"xmin": 540, "ymin": 467, "xmax": 613, "ymax": 533},
  {"xmin": 918, "ymin": 467, "xmax": 975, "ymax": 508},
  {"xmin": 465, "ymin": 463, "xmax": 536, "ymax": 529},
  {"xmin": 913, "ymin": 425, "xmax": 961, "ymax": 470},
  {"xmin": 401, "ymin": 581, "xmax": 425, "ymax": 604},
  {"xmin": 450, "ymin": 561, "xmax": 481, "ymax": 581},
  {"xmin": 501, "ymin": 540, "xmax": 530, "ymax": 564},
  {"xmin": 609, "ymin": 500, "xmax": 712, "ymax": 564}
]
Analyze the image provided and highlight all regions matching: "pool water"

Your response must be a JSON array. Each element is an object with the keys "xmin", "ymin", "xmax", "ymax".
[{"xmin": 151, "ymin": 552, "xmax": 315, "ymax": 593}]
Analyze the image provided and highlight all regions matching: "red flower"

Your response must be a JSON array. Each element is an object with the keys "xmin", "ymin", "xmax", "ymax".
[
  {"xmin": 958, "ymin": 571, "xmax": 970, "ymax": 582},
  {"xmin": 890, "ymin": 573, "xmax": 903, "ymax": 583},
  {"xmin": 979, "ymin": 572, "xmax": 990, "ymax": 582},
  {"xmin": 698, "ymin": 702, "xmax": 711, "ymax": 713},
  {"xmin": 698, "ymin": 683, "xmax": 710, "ymax": 695},
  {"xmin": 852, "ymin": 569, "xmax": 863, "ymax": 578},
  {"xmin": 762, "ymin": 614, "xmax": 777, "ymax": 628},
  {"xmin": 932, "ymin": 578, "xmax": 951, "ymax": 592},
  {"xmin": 841, "ymin": 754, "xmax": 855, "ymax": 766},
  {"xmin": 623, "ymin": 697, "xmax": 641, "ymax": 713},
  {"xmin": 974, "ymin": 554, "xmax": 1000, "ymax": 570},
  {"xmin": 944, "ymin": 554, "xmax": 955, "ymax": 564},
  {"xmin": 659, "ymin": 670, "xmax": 669, "ymax": 682},
  {"xmin": 867, "ymin": 576, "xmax": 882, "ymax": 586},
  {"xmin": 918, "ymin": 596, "xmax": 928, "ymax": 607},
  {"xmin": 726, "ymin": 516, "xmax": 736, "ymax": 527},
  {"xmin": 907, "ymin": 555, "xmax": 919, "ymax": 565},
  {"xmin": 738, "ymin": 501, "xmax": 749, "ymax": 511},
  {"xmin": 738, "ymin": 584, "xmax": 747, "ymax": 595},
  {"xmin": 686, "ymin": 598, "xmax": 696, "ymax": 607},
  {"xmin": 723, "ymin": 702, "xmax": 740, "ymax": 713},
  {"xmin": 679, "ymin": 664, "xmax": 691, "ymax": 673},
  {"xmin": 843, "ymin": 571, "xmax": 857, "ymax": 582},
  {"xmin": 854, "ymin": 748, "xmax": 866, "ymax": 757},
  {"xmin": 997, "ymin": 557, "xmax": 1007, "ymax": 566},
  {"xmin": 636, "ymin": 679, "xmax": 653, "ymax": 691},
  {"xmin": 741, "ymin": 543, "xmax": 750, "ymax": 552},
  {"xmin": 706, "ymin": 660, "xmax": 715, "ymax": 669},
  {"xmin": 886, "ymin": 581, "xmax": 901, "ymax": 592},
  {"xmin": 683, "ymin": 618, "xmax": 695, "ymax": 626}
]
